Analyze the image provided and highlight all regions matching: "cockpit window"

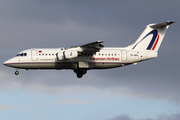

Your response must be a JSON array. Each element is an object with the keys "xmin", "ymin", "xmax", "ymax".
[
  {"xmin": 16, "ymin": 53, "xmax": 27, "ymax": 57},
  {"xmin": 16, "ymin": 54, "xmax": 20, "ymax": 56}
]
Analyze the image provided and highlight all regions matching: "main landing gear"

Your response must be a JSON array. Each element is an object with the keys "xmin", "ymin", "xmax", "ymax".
[
  {"xmin": 74, "ymin": 69, "xmax": 87, "ymax": 78},
  {"xmin": 15, "ymin": 68, "xmax": 19, "ymax": 75}
]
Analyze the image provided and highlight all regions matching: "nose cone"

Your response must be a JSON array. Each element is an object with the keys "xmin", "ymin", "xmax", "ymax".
[
  {"xmin": 3, "ymin": 57, "xmax": 19, "ymax": 68},
  {"xmin": 3, "ymin": 59, "xmax": 11, "ymax": 67},
  {"xmin": 3, "ymin": 60, "xmax": 9, "ymax": 66}
]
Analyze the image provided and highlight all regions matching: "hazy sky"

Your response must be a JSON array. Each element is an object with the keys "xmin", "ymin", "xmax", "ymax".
[{"xmin": 0, "ymin": 0, "xmax": 180, "ymax": 120}]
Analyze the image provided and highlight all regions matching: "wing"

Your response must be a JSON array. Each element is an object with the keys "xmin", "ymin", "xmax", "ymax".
[{"xmin": 65, "ymin": 41, "xmax": 104, "ymax": 53}]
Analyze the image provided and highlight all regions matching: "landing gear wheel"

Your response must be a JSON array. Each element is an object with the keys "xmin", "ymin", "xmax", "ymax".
[
  {"xmin": 80, "ymin": 69, "xmax": 87, "ymax": 74},
  {"xmin": 77, "ymin": 73, "xmax": 83, "ymax": 78},
  {"xmin": 74, "ymin": 69, "xmax": 87, "ymax": 78},
  {"xmin": 15, "ymin": 71, "xmax": 19, "ymax": 75}
]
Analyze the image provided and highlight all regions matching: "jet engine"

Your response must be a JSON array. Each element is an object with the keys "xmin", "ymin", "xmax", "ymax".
[{"xmin": 57, "ymin": 50, "xmax": 78, "ymax": 61}]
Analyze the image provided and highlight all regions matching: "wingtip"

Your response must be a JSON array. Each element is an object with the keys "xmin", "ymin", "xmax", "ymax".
[{"xmin": 96, "ymin": 40, "xmax": 105, "ymax": 43}]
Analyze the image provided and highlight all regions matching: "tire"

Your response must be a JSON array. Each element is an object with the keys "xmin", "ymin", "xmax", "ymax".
[
  {"xmin": 77, "ymin": 73, "xmax": 83, "ymax": 78},
  {"xmin": 15, "ymin": 71, "xmax": 19, "ymax": 75},
  {"xmin": 80, "ymin": 69, "xmax": 87, "ymax": 74}
]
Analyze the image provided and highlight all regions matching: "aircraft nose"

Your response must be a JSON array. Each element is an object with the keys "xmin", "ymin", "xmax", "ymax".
[
  {"xmin": 3, "ymin": 59, "xmax": 11, "ymax": 67},
  {"xmin": 3, "ymin": 57, "xmax": 19, "ymax": 68}
]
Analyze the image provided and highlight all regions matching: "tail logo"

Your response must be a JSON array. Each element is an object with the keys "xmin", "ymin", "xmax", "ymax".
[{"xmin": 133, "ymin": 29, "xmax": 159, "ymax": 50}]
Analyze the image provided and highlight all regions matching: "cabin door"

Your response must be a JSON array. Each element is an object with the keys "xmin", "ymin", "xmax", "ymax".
[
  {"xmin": 121, "ymin": 50, "xmax": 127, "ymax": 61},
  {"xmin": 31, "ymin": 49, "xmax": 38, "ymax": 61}
]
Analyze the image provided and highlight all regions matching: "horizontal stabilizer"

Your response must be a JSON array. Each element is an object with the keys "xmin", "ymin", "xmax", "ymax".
[{"xmin": 149, "ymin": 21, "xmax": 175, "ymax": 28}]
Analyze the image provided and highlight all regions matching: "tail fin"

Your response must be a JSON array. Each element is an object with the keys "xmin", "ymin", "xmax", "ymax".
[{"xmin": 128, "ymin": 21, "xmax": 174, "ymax": 51}]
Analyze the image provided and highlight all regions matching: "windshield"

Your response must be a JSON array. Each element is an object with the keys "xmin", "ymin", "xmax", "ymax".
[{"xmin": 16, "ymin": 53, "xmax": 27, "ymax": 57}]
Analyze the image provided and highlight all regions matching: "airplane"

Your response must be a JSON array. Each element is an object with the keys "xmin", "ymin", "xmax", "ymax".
[{"xmin": 3, "ymin": 21, "xmax": 174, "ymax": 78}]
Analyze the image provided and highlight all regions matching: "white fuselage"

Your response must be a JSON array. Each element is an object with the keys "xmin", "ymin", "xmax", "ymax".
[{"xmin": 4, "ymin": 47, "xmax": 157, "ymax": 70}]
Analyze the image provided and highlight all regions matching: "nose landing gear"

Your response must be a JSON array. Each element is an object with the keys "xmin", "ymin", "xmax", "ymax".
[{"xmin": 15, "ymin": 68, "xmax": 19, "ymax": 75}]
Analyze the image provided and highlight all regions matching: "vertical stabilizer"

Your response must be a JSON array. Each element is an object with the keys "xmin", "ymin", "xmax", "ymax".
[{"xmin": 128, "ymin": 21, "xmax": 174, "ymax": 51}]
